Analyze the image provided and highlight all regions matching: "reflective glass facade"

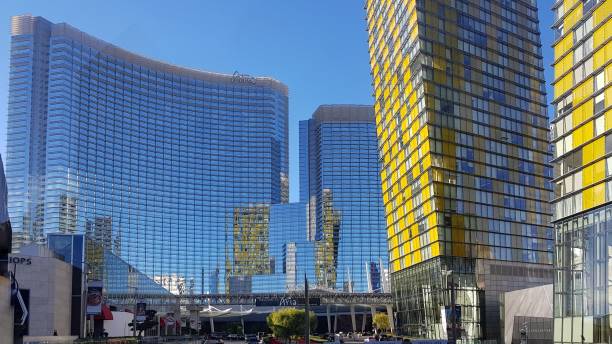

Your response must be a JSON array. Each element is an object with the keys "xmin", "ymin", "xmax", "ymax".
[
  {"xmin": 224, "ymin": 202, "xmax": 316, "ymax": 294},
  {"xmin": 299, "ymin": 105, "xmax": 388, "ymax": 293},
  {"xmin": 6, "ymin": 15, "xmax": 288, "ymax": 294},
  {"xmin": 365, "ymin": 0, "xmax": 553, "ymax": 341},
  {"xmin": 550, "ymin": 0, "xmax": 611, "ymax": 342}
]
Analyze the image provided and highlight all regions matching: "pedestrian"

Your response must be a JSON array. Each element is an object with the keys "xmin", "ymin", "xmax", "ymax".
[{"xmin": 53, "ymin": 329, "xmax": 58, "ymax": 336}]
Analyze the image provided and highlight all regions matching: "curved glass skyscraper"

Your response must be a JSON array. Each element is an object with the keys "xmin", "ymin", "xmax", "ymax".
[{"xmin": 7, "ymin": 15, "xmax": 288, "ymax": 294}]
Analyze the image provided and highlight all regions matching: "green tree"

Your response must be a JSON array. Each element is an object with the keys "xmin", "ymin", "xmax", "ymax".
[
  {"xmin": 372, "ymin": 312, "xmax": 390, "ymax": 333},
  {"xmin": 266, "ymin": 308, "xmax": 317, "ymax": 342}
]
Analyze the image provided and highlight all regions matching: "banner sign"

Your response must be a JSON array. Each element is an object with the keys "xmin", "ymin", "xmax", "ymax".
[
  {"xmin": 86, "ymin": 280, "xmax": 103, "ymax": 315},
  {"xmin": 135, "ymin": 302, "xmax": 146, "ymax": 322},
  {"xmin": 255, "ymin": 297, "xmax": 321, "ymax": 307},
  {"xmin": 165, "ymin": 312, "xmax": 176, "ymax": 326}
]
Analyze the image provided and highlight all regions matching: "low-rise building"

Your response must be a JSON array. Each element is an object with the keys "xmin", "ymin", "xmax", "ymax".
[
  {"xmin": 8, "ymin": 244, "xmax": 73, "ymax": 337},
  {"xmin": 501, "ymin": 284, "xmax": 553, "ymax": 344}
]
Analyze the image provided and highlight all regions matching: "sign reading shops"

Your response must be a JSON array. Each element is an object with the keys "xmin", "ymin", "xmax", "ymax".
[
  {"xmin": 255, "ymin": 296, "xmax": 321, "ymax": 307},
  {"xmin": 8, "ymin": 256, "xmax": 31, "ymax": 265}
]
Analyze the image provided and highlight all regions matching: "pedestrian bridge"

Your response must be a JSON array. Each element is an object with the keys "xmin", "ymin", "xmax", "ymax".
[
  {"xmin": 106, "ymin": 291, "xmax": 395, "ymax": 334},
  {"xmin": 105, "ymin": 291, "xmax": 393, "ymax": 308}
]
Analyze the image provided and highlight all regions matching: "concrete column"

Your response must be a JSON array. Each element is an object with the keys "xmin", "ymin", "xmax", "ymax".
[
  {"xmin": 156, "ymin": 315, "xmax": 160, "ymax": 337},
  {"xmin": 370, "ymin": 306, "xmax": 377, "ymax": 334},
  {"xmin": 327, "ymin": 305, "xmax": 332, "ymax": 334},
  {"xmin": 350, "ymin": 305, "xmax": 357, "ymax": 332},
  {"xmin": 190, "ymin": 309, "xmax": 199, "ymax": 334},
  {"xmin": 386, "ymin": 305, "xmax": 394, "ymax": 334},
  {"xmin": 210, "ymin": 317, "xmax": 215, "ymax": 333},
  {"xmin": 361, "ymin": 312, "xmax": 367, "ymax": 332},
  {"xmin": 333, "ymin": 313, "xmax": 338, "ymax": 333}
]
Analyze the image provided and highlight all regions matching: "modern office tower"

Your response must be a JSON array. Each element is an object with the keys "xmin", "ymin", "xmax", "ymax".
[
  {"xmin": 366, "ymin": 1, "xmax": 554, "ymax": 341},
  {"xmin": 550, "ymin": 1, "xmax": 611, "ymax": 343},
  {"xmin": 6, "ymin": 15, "xmax": 288, "ymax": 294},
  {"xmin": 299, "ymin": 105, "xmax": 388, "ymax": 293}
]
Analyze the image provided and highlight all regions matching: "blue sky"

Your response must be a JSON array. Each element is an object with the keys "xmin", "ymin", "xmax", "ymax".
[{"xmin": 0, "ymin": 0, "xmax": 555, "ymax": 202}]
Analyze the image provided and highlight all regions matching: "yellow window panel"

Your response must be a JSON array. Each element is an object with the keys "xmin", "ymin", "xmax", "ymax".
[
  {"xmin": 404, "ymin": 255, "xmax": 411, "ymax": 268},
  {"xmin": 583, "ymin": 136, "xmax": 606, "ymax": 165},
  {"xmin": 593, "ymin": 159, "xmax": 606, "ymax": 182},
  {"xmin": 581, "ymin": 185, "xmax": 592, "ymax": 209},
  {"xmin": 593, "ymin": 47, "xmax": 606, "ymax": 71},
  {"xmin": 429, "ymin": 228, "xmax": 438, "ymax": 242},
  {"xmin": 413, "ymin": 250, "xmax": 421, "ymax": 264},
  {"xmin": 554, "ymin": 30, "xmax": 573, "ymax": 58},
  {"xmin": 583, "ymin": 163, "xmax": 594, "ymax": 186},
  {"xmin": 594, "ymin": 1, "xmax": 610, "ymax": 25},
  {"xmin": 582, "ymin": 120, "xmax": 594, "ymax": 146},
  {"xmin": 563, "ymin": 2, "xmax": 583, "ymax": 32},
  {"xmin": 606, "ymin": 109, "xmax": 612, "ymax": 131},
  {"xmin": 431, "ymin": 242, "xmax": 440, "ymax": 257},
  {"xmin": 423, "ymin": 200, "xmax": 432, "ymax": 214},
  {"xmin": 390, "ymin": 247, "xmax": 398, "ymax": 260},
  {"xmin": 555, "ymin": 72, "xmax": 573, "ymax": 99},
  {"xmin": 593, "ymin": 25, "xmax": 607, "ymax": 50},
  {"xmin": 555, "ymin": 53, "xmax": 573, "ymax": 80},
  {"xmin": 573, "ymin": 124, "xmax": 584, "ymax": 148},
  {"xmin": 593, "ymin": 182, "xmax": 606, "ymax": 207},
  {"xmin": 428, "ymin": 213, "xmax": 437, "ymax": 228},
  {"xmin": 607, "ymin": 85, "xmax": 612, "ymax": 108},
  {"xmin": 391, "ymin": 235, "xmax": 399, "ymax": 248},
  {"xmin": 573, "ymin": 77, "xmax": 593, "ymax": 104},
  {"xmin": 385, "ymin": 203, "xmax": 393, "ymax": 215},
  {"xmin": 574, "ymin": 99, "xmax": 594, "ymax": 127},
  {"xmin": 392, "ymin": 260, "xmax": 400, "ymax": 273}
]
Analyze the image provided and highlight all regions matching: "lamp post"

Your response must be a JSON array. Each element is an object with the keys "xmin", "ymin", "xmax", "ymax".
[
  {"xmin": 80, "ymin": 261, "xmax": 90, "ymax": 339},
  {"xmin": 305, "ymin": 274, "xmax": 310, "ymax": 344}
]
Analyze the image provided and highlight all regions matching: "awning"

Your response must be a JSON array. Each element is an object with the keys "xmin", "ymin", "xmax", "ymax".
[
  {"xmin": 200, "ymin": 305, "xmax": 253, "ymax": 318},
  {"xmin": 95, "ymin": 304, "xmax": 114, "ymax": 320}
]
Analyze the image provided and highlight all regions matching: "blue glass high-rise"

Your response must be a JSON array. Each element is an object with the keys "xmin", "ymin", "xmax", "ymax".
[
  {"xmin": 6, "ymin": 15, "xmax": 288, "ymax": 294},
  {"xmin": 299, "ymin": 105, "xmax": 388, "ymax": 292}
]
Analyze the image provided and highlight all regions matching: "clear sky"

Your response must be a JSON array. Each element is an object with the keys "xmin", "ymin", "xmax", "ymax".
[{"xmin": 0, "ymin": 0, "xmax": 555, "ymax": 202}]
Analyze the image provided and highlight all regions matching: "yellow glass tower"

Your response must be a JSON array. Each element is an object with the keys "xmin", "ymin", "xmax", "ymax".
[
  {"xmin": 366, "ymin": 0, "xmax": 554, "ymax": 341},
  {"xmin": 551, "ymin": 0, "xmax": 611, "ymax": 343}
]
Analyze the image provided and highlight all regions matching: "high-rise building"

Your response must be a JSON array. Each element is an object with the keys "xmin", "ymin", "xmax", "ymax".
[
  {"xmin": 366, "ymin": 1, "xmax": 554, "ymax": 341},
  {"xmin": 6, "ymin": 15, "xmax": 288, "ymax": 294},
  {"xmin": 299, "ymin": 105, "xmax": 388, "ymax": 292},
  {"xmin": 550, "ymin": 1, "xmax": 611, "ymax": 343}
]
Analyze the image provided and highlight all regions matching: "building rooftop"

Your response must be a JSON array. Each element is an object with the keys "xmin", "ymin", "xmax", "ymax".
[
  {"xmin": 312, "ymin": 104, "xmax": 374, "ymax": 123},
  {"xmin": 11, "ymin": 14, "xmax": 289, "ymax": 96}
]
